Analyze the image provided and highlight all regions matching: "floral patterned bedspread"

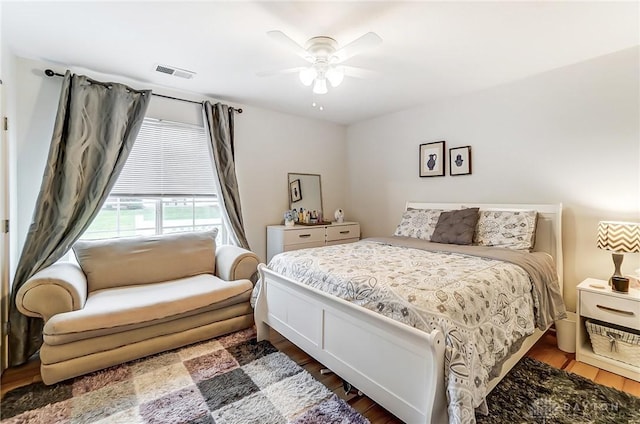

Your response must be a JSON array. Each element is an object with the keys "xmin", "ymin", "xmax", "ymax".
[{"xmin": 263, "ymin": 238, "xmax": 558, "ymax": 424}]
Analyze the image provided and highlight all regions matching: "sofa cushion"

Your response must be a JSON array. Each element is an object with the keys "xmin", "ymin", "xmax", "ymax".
[
  {"xmin": 39, "ymin": 314, "xmax": 255, "ymax": 384},
  {"xmin": 41, "ymin": 303, "xmax": 253, "ymax": 362},
  {"xmin": 43, "ymin": 273, "xmax": 252, "ymax": 343},
  {"xmin": 73, "ymin": 230, "xmax": 218, "ymax": 292}
]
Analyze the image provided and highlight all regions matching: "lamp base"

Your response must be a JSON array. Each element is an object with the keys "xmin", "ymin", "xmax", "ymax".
[
  {"xmin": 611, "ymin": 275, "xmax": 630, "ymax": 293},
  {"xmin": 608, "ymin": 252, "xmax": 624, "ymax": 289}
]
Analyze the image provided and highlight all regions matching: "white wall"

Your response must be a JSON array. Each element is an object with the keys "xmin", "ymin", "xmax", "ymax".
[
  {"xmin": 235, "ymin": 106, "xmax": 347, "ymax": 261},
  {"xmin": 12, "ymin": 56, "xmax": 347, "ymax": 264},
  {"xmin": 346, "ymin": 47, "xmax": 640, "ymax": 311}
]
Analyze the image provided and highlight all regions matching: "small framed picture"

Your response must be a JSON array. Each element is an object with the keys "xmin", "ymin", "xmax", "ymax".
[
  {"xmin": 419, "ymin": 141, "xmax": 445, "ymax": 177},
  {"xmin": 449, "ymin": 146, "xmax": 472, "ymax": 176},
  {"xmin": 290, "ymin": 179, "xmax": 302, "ymax": 202}
]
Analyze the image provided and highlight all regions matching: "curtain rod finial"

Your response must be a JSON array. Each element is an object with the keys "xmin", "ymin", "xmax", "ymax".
[{"xmin": 44, "ymin": 69, "xmax": 55, "ymax": 77}]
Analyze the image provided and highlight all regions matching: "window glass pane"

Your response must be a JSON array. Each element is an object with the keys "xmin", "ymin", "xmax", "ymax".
[
  {"xmin": 82, "ymin": 196, "xmax": 225, "ymax": 242},
  {"xmin": 162, "ymin": 197, "xmax": 195, "ymax": 233},
  {"xmin": 82, "ymin": 197, "xmax": 156, "ymax": 239},
  {"xmin": 160, "ymin": 197, "xmax": 220, "ymax": 231},
  {"xmin": 195, "ymin": 199, "xmax": 221, "ymax": 227}
]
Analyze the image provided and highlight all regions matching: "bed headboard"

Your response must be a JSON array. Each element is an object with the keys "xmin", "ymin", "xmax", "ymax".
[{"xmin": 405, "ymin": 202, "xmax": 564, "ymax": 295}]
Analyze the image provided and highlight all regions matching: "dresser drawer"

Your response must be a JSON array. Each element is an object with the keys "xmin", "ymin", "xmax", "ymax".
[
  {"xmin": 326, "ymin": 224, "xmax": 360, "ymax": 242},
  {"xmin": 283, "ymin": 227, "xmax": 325, "ymax": 246},
  {"xmin": 581, "ymin": 291, "xmax": 640, "ymax": 331},
  {"xmin": 326, "ymin": 238, "xmax": 359, "ymax": 246},
  {"xmin": 283, "ymin": 241, "xmax": 325, "ymax": 251}
]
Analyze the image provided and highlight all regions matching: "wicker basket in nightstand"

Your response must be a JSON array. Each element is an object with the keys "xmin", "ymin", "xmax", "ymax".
[{"xmin": 586, "ymin": 320, "xmax": 640, "ymax": 366}]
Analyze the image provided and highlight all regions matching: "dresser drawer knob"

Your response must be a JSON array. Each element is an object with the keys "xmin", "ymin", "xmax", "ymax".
[
  {"xmin": 298, "ymin": 234, "xmax": 312, "ymax": 238},
  {"xmin": 339, "ymin": 230, "xmax": 350, "ymax": 234},
  {"xmin": 596, "ymin": 304, "xmax": 635, "ymax": 316}
]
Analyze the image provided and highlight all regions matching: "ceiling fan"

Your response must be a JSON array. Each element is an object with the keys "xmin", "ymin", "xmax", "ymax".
[{"xmin": 259, "ymin": 30, "xmax": 382, "ymax": 94}]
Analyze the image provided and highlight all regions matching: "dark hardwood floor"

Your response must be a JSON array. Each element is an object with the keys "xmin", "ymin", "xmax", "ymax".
[{"xmin": 2, "ymin": 329, "xmax": 639, "ymax": 423}]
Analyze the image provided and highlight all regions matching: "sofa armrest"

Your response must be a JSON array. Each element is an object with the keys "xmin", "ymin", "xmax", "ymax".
[
  {"xmin": 215, "ymin": 245, "xmax": 259, "ymax": 282},
  {"xmin": 15, "ymin": 262, "xmax": 88, "ymax": 323}
]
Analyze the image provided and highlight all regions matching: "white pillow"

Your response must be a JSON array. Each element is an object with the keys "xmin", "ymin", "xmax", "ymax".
[
  {"xmin": 474, "ymin": 210, "xmax": 537, "ymax": 250},
  {"xmin": 393, "ymin": 208, "xmax": 444, "ymax": 241}
]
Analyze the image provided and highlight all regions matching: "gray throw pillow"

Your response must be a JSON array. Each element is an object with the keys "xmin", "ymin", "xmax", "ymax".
[{"xmin": 430, "ymin": 208, "xmax": 480, "ymax": 245}]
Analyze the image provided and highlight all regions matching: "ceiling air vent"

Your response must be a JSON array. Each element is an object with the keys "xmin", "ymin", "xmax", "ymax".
[{"xmin": 154, "ymin": 64, "xmax": 196, "ymax": 79}]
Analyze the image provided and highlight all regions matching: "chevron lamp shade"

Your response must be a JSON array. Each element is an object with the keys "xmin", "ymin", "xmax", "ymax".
[{"xmin": 596, "ymin": 221, "xmax": 640, "ymax": 253}]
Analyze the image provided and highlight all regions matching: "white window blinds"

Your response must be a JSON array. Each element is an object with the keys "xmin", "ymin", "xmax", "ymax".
[{"xmin": 111, "ymin": 118, "xmax": 216, "ymax": 196}]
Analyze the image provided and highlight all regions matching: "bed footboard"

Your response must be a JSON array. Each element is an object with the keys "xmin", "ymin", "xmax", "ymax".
[{"xmin": 254, "ymin": 263, "xmax": 448, "ymax": 424}]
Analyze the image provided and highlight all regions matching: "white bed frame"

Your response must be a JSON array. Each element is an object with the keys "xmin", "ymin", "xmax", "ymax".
[{"xmin": 254, "ymin": 203, "xmax": 563, "ymax": 423}]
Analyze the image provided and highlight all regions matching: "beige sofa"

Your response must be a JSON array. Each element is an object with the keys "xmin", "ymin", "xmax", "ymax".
[{"xmin": 15, "ymin": 230, "xmax": 259, "ymax": 384}]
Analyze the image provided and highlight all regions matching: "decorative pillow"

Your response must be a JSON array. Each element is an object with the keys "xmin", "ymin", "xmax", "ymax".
[
  {"xmin": 393, "ymin": 208, "xmax": 443, "ymax": 240},
  {"xmin": 430, "ymin": 208, "xmax": 480, "ymax": 245},
  {"xmin": 474, "ymin": 210, "xmax": 537, "ymax": 250}
]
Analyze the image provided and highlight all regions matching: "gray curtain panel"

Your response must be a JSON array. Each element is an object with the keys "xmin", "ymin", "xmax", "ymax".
[
  {"xmin": 8, "ymin": 71, "xmax": 151, "ymax": 366},
  {"xmin": 202, "ymin": 101, "xmax": 250, "ymax": 250}
]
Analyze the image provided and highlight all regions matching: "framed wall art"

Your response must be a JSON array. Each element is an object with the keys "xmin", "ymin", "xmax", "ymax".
[
  {"xmin": 419, "ymin": 141, "xmax": 445, "ymax": 177},
  {"xmin": 290, "ymin": 179, "xmax": 302, "ymax": 202},
  {"xmin": 449, "ymin": 146, "xmax": 472, "ymax": 176}
]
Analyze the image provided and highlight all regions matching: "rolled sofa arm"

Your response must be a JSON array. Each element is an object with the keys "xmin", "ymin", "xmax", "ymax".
[
  {"xmin": 216, "ymin": 245, "xmax": 259, "ymax": 282},
  {"xmin": 15, "ymin": 262, "xmax": 88, "ymax": 323}
]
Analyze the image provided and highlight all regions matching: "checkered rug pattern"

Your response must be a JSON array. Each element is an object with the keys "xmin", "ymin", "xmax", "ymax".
[{"xmin": 1, "ymin": 328, "xmax": 370, "ymax": 424}]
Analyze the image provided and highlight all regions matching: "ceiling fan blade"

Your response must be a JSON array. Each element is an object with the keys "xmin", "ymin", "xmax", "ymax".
[
  {"xmin": 332, "ymin": 32, "xmax": 382, "ymax": 63},
  {"xmin": 256, "ymin": 67, "xmax": 306, "ymax": 77},
  {"xmin": 267, "ymin": 30, "xmax": 313, "ymax": 62},
  {"xmin": 342, "ymin": 66, "xmax": 378, "ymax": 79}
]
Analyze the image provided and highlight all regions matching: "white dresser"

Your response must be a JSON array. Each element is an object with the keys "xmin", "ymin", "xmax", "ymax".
[{"xmin": 266, "ymin": 221, "xmax": 360, "ymax": 262}]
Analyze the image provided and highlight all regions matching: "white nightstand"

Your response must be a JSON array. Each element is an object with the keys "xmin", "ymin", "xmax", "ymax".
[{"xmin": 576, "ymin": 278, "xmax": 640, "ymax": 381}]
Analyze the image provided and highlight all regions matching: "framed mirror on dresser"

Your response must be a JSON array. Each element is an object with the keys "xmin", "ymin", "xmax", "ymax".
[{"xmin": 288, "ymin": 173, "xmax": 323, "ymax": 214}]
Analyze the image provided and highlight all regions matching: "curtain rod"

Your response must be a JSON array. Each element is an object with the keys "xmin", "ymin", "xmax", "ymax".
[{"xmin": 43, "ymin": 69, "xmax": 243, "ymax": 114}]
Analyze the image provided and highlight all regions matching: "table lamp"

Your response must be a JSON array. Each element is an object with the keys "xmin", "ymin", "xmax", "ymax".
[{"xmin": 597, "ymin": 221, "xmax": 640, "ymax": 292}]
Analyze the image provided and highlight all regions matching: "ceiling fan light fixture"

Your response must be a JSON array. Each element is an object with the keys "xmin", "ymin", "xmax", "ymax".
[
  {"xmin": 264, "ymin": 30, "xmax": 382, "ymax": 96},
  {"xmin": 326, "ymin": 66, "xmax": 344, "ymax": 87},
  {"xmin": 299, "ymin": 67, "xmax": 317, "ymax": 86},
  {"xmin": 313, "ymin": 78, "xmax": 328, "ymax": 95}
]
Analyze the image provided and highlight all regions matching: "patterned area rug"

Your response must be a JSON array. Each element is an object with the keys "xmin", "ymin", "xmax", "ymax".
[
  {"xmin": 1, "ymin": 328, "xmax": 369, "ymax": 424},
  {"xmin": 478, "ymin": 357, "xmax": 640, "ymax": 424}
]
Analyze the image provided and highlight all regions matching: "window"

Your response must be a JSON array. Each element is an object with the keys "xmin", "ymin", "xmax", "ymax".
[{"xmin": 81, "ymin": 118, "xmax": 225, "ymax": 243}]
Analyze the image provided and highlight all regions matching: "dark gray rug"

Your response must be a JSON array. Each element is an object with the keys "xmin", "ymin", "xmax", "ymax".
[{"xmin": 478, "ymin": 357, "xmax": 640, "ymax": 424}]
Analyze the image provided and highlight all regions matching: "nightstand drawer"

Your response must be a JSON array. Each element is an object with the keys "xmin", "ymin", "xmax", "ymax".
[
  {"xmin": 326, "ymin": 224, "xmax": 360, "ymax": 242},
  {"xmin": 581, "ymin": 291, "xmax": 640, "ymax": 331},
  {"xmin": 283, "ymin": 227, "xmax": 325, "ymax": 246}
]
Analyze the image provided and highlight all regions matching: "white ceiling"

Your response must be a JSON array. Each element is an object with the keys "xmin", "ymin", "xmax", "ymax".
[{"xmin": 3, "ymin": 1, "xmax": 638, "ymax": 125}]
